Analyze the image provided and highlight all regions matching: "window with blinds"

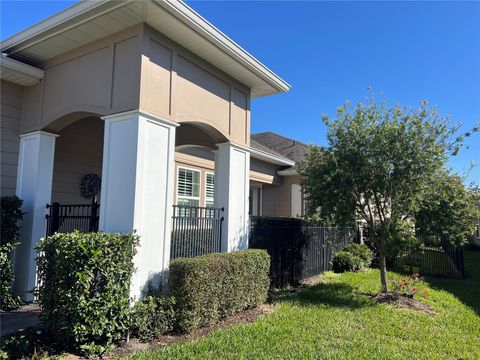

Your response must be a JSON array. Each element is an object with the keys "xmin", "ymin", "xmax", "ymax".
[
  {"xmin": 205, "ymin": 172, "xmax": 215, "ymax": 207},
  {"xmin": 177, "ymin": 167, "xmax": 200, "ymax": 207}
]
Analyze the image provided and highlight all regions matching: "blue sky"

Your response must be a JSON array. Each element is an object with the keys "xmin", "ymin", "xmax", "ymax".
[{"xmin": 1, "ymin": 1, "xmax": 479, "ymax": 184}]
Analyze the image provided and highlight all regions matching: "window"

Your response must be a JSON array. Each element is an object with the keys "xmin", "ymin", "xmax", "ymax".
[
  {"xmin": 249, "ymin": 186, "xmax": 262, "ymax": 216},
  {"xmin": 177, "ymin": 167, "xmax": 200, "ymax": 207},
  {"xmin": 205, "ymin": 172, "xmax": 215, "ymax": 207}
]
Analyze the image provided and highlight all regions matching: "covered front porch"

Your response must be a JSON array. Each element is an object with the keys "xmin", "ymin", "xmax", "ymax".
[{"xmin": 14, "ymin": 111, "xmax": 250, "ymax": 301}]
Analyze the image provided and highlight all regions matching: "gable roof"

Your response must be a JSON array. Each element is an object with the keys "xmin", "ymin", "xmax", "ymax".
[
  {"xmin": 0, "ymin": 0, "xmax": 290, "ymax": 97},
  {"xmin": 251, "ymin": 132, "xmax": 311, "ymax": 165}
]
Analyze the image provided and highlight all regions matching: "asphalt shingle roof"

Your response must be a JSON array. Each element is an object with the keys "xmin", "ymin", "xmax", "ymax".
[{"xmin": 251, "ymin": 132, "xmax": 310, "ymax": 166}]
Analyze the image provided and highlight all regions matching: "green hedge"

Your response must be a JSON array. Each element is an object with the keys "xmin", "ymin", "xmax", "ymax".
[
  {"xmin": 35, "ymin": 231, "xmax": 139, "ymax": 356},
  {"xmin": 332, "ymin": 244, "xmax": 373, "ymax": 273},
  {"xmin": 342, "ymin": 244, "xmax": 373, "ymax": 268},
  {"xmin": 130, "ymin": 296, "xmax": 176, "ymax": 341},
  {"xmin": 332, "ymin": 251, "xmax": 361, "ymax": 272},
  {"xmin": 169, "ymin": 249, "xmax": 270, "ymax": 332},
  {"xmin": 1, "ymin": 196, "xmax": 23, "ymax": 311}
]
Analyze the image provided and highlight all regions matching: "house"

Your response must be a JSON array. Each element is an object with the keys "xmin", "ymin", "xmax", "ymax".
[
  {"xmin": 250, "ymin": 132, "xmax": 310, "ymax": 217},
  {"xmin": 0, "ymin": 0, "xmax": 292, "ymax": 301}
]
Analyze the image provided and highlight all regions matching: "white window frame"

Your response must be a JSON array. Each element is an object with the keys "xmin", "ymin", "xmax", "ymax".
[
  {"xmin": 205, "ymin": 171, "xmax": 215, "ymax": 208},
  {"xmin": 176, "ymin": 166, "xmax": 201, "ymax": 207},
  {"xmin": 249, "ymin": 183, "xmax": 263, "ymax": 216}
]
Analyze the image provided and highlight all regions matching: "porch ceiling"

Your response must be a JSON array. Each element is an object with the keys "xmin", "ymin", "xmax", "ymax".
[{"xmin": 0, "ymin": 0, "xmax": 290, "ymax": 98}]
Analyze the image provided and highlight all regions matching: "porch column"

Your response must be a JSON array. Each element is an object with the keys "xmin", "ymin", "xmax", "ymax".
[
  {"xmin": 99, "ymin": 110, "xmax": 177, "ymax": 301},
  {"xmin": 14, "ymin": 131, "xmax": 58, "ymax": 301},
  {"xmin": 214, "ymin": 142, "xmax": 250, "ymax": 252}
]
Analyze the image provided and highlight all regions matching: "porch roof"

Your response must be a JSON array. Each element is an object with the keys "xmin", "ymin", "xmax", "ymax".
[{"xmin": 0, "ymin": 0, "xmax": 290, "ymax": 98}]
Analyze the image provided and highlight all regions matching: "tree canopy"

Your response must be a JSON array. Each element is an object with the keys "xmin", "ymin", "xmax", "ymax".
[{"xmin": 301, "ymin": 96, "xmax": 478, "ymax": 291}]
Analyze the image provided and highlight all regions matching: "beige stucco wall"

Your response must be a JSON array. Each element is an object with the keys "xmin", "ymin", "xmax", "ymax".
[
  {"xmin": 13, "ymin": 23, "xmax": 256, "ymax": 204},
  {"xmin": 20, "ymin": 24, "xmax": 251, "ymax": 149},
  {"xmin": 21, "ymin": 25, "xmax": 143, "ymax": 133},
  {"xmin": 51, "ymin": 117, "xmax": 104, "ymax": 204},
  {"xmin": 139, "ymin": 25, "xmax": 251, "ymax": 146},
  {"xmin": 1, "ymin": 80, "xmax": 23, "ymax": 196}
]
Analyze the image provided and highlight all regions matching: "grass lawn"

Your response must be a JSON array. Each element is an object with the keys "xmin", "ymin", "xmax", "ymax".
[{"xmin": 127, "ymin": 250, "xmax": 480, "ymax": 359}]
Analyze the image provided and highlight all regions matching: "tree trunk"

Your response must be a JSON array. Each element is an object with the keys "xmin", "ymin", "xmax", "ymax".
[
  {"xmin": 377, "ymin": 240, "xmax": 388, "ymax": 292},
  {"xmin": 379, "ymin": 253, "xmax": 388, "ymax": 293}
]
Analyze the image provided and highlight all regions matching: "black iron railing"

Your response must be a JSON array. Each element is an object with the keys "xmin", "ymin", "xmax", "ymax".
[
  {"xmin": 392, "ymin": 235, "xmax": 465, "ymax": 279},
  {"xmin": 301, "ymin": 226, "xmax": 354, "ymax": 279},
  {"xmin": 171, "ymin": 205, "xmax": 224, "ymax": 259},
  {"xmin": 440, "ymin": 237, "xmax": 464, "ymax": 279},
  {"xmin": 45, "ymin": 202, "xmax": 99, "ymax": 237},
  {"xmin": 249, "ymin": 217, "xmax": 354, "ymax": 287}
]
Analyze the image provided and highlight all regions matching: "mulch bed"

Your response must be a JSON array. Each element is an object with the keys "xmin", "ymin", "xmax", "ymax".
[
  {"xmin": 372, "ymin": 292, "xmax": 434, "ymax": 315},
  {"xmin": 107, "ymin": 303, "xmax": 276, "ymax": 359}
]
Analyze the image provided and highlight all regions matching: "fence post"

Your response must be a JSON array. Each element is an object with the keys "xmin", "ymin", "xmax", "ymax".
[
  {"xmin": 89, "ymin": 201, "xmax": 99, "ymax": 232},
  {"xmin": 457, "ymin": 246, "xmax": 465, "ymax": 279},
  {"xmin": 50, "ymin": 202, "xmax": 60, "ymax": 235}
]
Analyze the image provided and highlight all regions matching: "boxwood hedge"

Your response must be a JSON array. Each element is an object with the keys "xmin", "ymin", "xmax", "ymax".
[
  {"xmin": 1, "ymin": 196, "xmax": 23, "ymax": 311},
  {"xmin": 169, "ymin": 249, "xmax": 270, "ymax": 332},
  {"xmin": 35, "ymin": 231, "xmax": 139, "ymax": 356}
]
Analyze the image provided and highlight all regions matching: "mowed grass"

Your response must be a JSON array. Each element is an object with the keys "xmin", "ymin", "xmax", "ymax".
[{"xmin": 127, "ymin": 251, "xmax": 480, "ymax": 360}]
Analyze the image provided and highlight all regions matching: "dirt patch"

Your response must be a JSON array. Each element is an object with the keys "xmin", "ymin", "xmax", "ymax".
[
  {"xmin": 108, "ymin": 303, "xmax": 276, "ymax": 359},
  {"xmin": 372, "ymin": 292, "xmax": 434, "ymax": 315}
]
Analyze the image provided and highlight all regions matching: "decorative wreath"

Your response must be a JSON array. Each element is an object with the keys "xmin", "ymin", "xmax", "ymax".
[{"xmin": 79, "ymin": 173, "xmax": 101, "ymax": 199}]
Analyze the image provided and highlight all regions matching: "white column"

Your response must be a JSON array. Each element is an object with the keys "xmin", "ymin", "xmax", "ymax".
[
  {"xmin": 14, "ymin": 131, "xmax": 58, "ymax": 301},
  {"xmin": 99, "ymin": 110, "xmax": 177, "ymax": 301},
  {"xmin": 214, "ymin": 142, "xmax": 250, "ymax": 252}
]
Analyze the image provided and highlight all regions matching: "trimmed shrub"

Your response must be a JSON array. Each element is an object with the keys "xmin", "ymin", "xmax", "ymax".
[
  {"xmin": 130, "ymin": 296, "xmax": 176, "ymax": 341},
  {"xmin": 169, "ymin": 249, "xmax": 270, "ymax": 332},
  {"xmin": 35, "ymin": 231, "xmax": 139, "ymax": 356},
  {"xmin": 332, "ymin": 251, "xmax": 362, "ymax": 273},
  {"xmin": 342, "ymin": 244, "xmax": 373, "ymax": 268},
  {"xmin": 1, "ymin": 196, "xmax": 23, "ymax": 311}
]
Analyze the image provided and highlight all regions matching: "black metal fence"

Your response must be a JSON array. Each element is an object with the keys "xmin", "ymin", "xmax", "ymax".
[
  {"xmin": 391, "ymin": 235, "xmax": 464, "ymax": 279},
  {"xmin": 302, "ymin": 227, "xmax": 354, "ymax": 279},
  {"xmin": 170, "ymin": 205, "xmax": 224, "ymax": 259},
  {"xmin": 249, "ymin": 217, "xmax": 354, "ymax": 288},
  {"xmin": 45, "ymin": 202, "xmax": 99, "ymax": 236}
]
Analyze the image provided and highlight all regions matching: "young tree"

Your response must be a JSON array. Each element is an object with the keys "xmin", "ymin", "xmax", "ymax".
[
  {"xmin": 301, "ymin": 96, "xmax": 477, "ymax": 292},
  {"xmin": 415, "ymin": 171, "xmax": 479, "ymax": 245}
]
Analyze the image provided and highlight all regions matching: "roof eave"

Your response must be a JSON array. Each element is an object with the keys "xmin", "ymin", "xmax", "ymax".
[
  {"xmin": 0, "ymin": 54, "xmax": 44, "ymax": 86},
  {"xmin": 250, "ymin": 147, "xmax": 295, "ymax": 166},
  {"xmin": 157, "ymin": 0, "xmax": 291, "ymax": 95},
  {"xmin": 277, "ymin": 168, "xmax": 299, "ymax": 176},
  {"xmin": 0, "ymin": 0, "xmax": 290, "ymax": 97}
]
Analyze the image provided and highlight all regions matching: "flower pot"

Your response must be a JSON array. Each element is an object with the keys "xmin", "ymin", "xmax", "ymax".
[{"xmin": 411, "ymin": 266, "xmax": 420, "ymax": 273}]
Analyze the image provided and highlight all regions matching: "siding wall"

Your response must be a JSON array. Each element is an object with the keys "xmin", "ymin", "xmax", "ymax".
[
  {"xmin": 1, "ymin": 81, "xmax": 23, "ymax": 196},
  {"xmin": 261, "ymin": 184, "xmax": 278, "ymax": 217},
  {"xmin": 276, "ymin": 175, "xmax": 302, "ymax": 217},
  {"xmin": 51, "ymin": 117, "xmax": 104, "ymax": 204}
]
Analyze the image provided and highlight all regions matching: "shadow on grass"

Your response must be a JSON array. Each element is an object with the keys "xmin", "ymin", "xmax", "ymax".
[
  {"xmin": 423, "ymin": 250, "xmax": 480, "ymax": 316},
  {"xmin": 274, "ymin": 282, "xmax": 375, "ymax": 310}
]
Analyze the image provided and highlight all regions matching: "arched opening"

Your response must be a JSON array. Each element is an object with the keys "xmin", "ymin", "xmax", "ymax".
[
  {"xmin": 42, "ymin": 114, "xmax": 104, "ymax": 236},
  {"xmin": 175, "ymin": 121, "xmax": 228, "ymax": 149},
  {"xmin": 171, "ymin": 121, "xmax": 228, "ymax": 259},
  {"xmin": 50, "ymin": 116, "xmax": 104, "ymax": 204}
]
